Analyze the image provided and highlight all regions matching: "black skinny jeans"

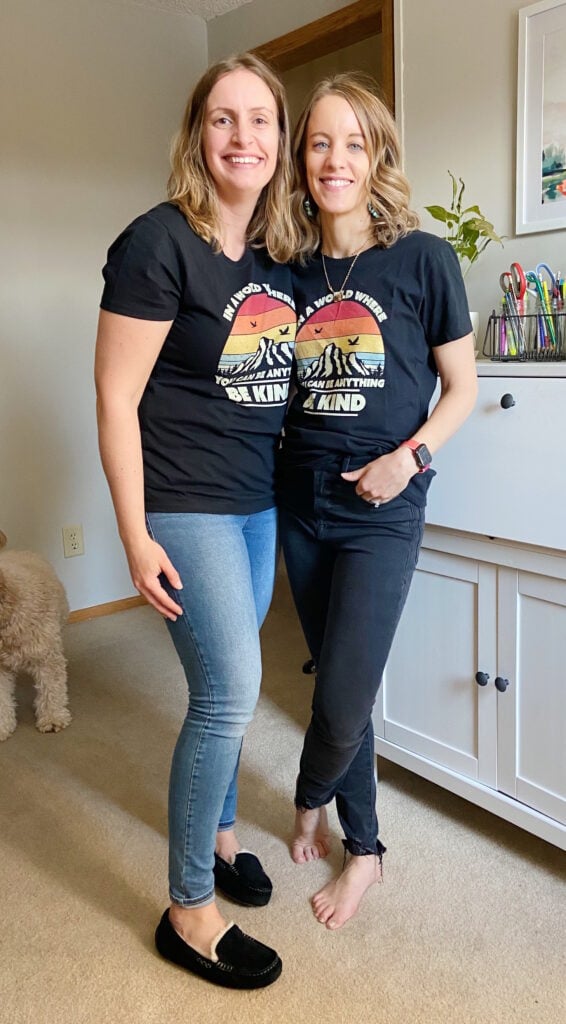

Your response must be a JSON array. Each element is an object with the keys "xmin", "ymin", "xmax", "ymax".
[{"xmin": 278, "ymin": 456, "xmax": 425, "ymax": 856}]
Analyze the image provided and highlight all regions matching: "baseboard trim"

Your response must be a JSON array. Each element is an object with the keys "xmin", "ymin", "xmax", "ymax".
[{"xmin": 68, "ymin": 595, "xmax": 147, "ymax": 623}]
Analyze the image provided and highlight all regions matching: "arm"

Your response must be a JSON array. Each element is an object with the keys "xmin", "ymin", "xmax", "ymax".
[
  {"xmin": 94, "ymin": 310, "xmax": 183, "ymax": 619},
  {"xmin": 342, "ymin": 332, "xmax": 478, "ymax": 503}
]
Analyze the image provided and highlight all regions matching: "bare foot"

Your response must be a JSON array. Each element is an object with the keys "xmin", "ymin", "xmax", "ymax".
[
  {"xmin": 311, "ymin": 853, "xmax": 383, "ymax": 930},
  {"xmin": 215, "ymin": 828, "xmax": 241, "ymax": 864},
  {"xmin": 291, "ymin": 805, "xmax": 331, "ymax": 863},
  {"xmin": 168, "ymin": 901, "xmax": 230, "ymax": 959}
]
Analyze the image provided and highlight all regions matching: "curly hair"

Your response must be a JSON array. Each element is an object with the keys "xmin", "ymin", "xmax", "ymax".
[
  {"xmin": 291, "ymin": 72, "xmax": 419, "ymax": 262},
  {"xmin": 168, "ymin": 53, "xmax": 299, "ymax": 263}
]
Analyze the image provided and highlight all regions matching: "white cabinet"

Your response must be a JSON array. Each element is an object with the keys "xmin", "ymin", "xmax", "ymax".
[
  {"xmin": 375, "ymin": 364, "xmax": 566, "ymax": 851},
  {"xmin": 497, "ymin": 567, "xmax": 566, "ymax": 828},
  {"xmin": 377, "ymin": 547, "xmax": 497, "ymax": 788},
  {"xmin": 426, "ymin": 366, "xmax": 566, "ymax": 552}
]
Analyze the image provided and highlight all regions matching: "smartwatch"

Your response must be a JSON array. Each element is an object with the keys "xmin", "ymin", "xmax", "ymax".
[{"xmin": 400, "ymin": 439, "xmax": 432, "ymax": 473}]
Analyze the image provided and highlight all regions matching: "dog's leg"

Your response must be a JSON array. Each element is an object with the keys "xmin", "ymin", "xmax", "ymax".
[
  {"xmin": 0, "ymin": 667, "xmax": 18, "ymax": 741},
  {"xmin": 31, "ymin": 642, "xmax": 72, "ymax": 734}
]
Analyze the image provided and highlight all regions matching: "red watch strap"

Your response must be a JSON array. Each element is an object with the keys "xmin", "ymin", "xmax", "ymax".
[{"xmin": 400, "ymin": 440, "xmax": 430, "ymax": 472}]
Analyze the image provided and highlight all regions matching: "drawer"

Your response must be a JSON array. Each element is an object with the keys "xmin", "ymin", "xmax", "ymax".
[{"xmin": 426, "ymin": 377, "xmax": 566, "ymax": 551}]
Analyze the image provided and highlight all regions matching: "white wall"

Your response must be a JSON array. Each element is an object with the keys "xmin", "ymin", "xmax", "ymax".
[
  {"xmin": 1, "ymin": 0, "xmax": 207, "ymax": 610},
  {"xmin": 401, "ymin": 0, "xmax": 566, "ymax": 339},
  {"xmin": 207, "ymin": 0, "xmax": 348, "ymax": 58}
]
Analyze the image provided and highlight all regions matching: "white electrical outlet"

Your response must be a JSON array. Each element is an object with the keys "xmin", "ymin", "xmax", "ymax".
[{"xmin": 62, "ymin": 524, "xmax": 84, "ymax": 558}]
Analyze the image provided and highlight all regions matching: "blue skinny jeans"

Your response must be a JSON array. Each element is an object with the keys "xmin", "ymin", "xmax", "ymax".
[{"xmin": 146, "ymin": 508, "xmax": 277, "ymax": 907}]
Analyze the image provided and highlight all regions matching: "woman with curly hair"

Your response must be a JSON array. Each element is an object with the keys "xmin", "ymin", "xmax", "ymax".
[
  {"xmin": 95, "ymin": 53, "xmax": 298, "ymax": 988},
  {"xmin": 278, "ymin": 73, "xmax": 477, "ymax": 930}
]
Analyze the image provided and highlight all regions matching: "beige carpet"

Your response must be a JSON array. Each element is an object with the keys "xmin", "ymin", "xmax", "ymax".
[{"xmin": 1, "ymin": 571, "xmax": 565, "ymax": 1024}]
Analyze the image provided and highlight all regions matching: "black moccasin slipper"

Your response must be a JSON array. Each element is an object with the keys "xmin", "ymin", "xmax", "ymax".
[
  {"xmin": 213, "ymin": 852, "xmax": 273, "ymax": 907},
  {"xmin": 154, "ymin": 910, "xmax": 282, "ymax": 989}
]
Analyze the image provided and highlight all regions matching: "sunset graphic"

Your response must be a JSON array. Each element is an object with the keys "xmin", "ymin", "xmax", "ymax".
[
  {"xmin": 295, "ymin": 299, "xmax": 386, "ymax": 416},
  {"xmin": 216, "ymin": 291, "xmax": 296, "ymax": 407}
]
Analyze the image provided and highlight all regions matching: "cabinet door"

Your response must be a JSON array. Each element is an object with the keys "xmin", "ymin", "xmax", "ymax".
[
  {"xmin": 497, "ymin": 569, "xmax": 566, "ymax": 825},
  {"xmin": 376, "ymin": 549, "xmax": 497, "ymax": 784},
  {"xmin": 426, "ymin": 377, "xmax": 566, "ymax": 551}
]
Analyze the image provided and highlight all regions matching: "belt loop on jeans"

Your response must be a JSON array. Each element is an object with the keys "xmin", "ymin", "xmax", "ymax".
[{"xmin": 340, "ymin": 455, "xmax": 352, "ymax": 472}]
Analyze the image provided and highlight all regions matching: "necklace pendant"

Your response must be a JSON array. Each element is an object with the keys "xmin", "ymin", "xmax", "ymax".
[{"xmin": 321, "ymin": 249, "xmax": 360, "ymax": 304}]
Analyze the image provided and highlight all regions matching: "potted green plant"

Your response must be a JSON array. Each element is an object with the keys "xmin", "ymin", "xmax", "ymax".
[{"xmin": 425, "ymin": 171, "xmax": 504, "ymax": 278}]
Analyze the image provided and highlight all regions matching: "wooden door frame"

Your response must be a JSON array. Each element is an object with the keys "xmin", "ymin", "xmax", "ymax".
[{"xmin": 252, "ymin": 0, "xmax": 394, "ymax": 112}]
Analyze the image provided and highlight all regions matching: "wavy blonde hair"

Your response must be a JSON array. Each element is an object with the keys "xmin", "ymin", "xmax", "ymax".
[
  {"xmin": 167, "ymin": 53, "xmax": 298, "ymax": 263},
  {"xmin": 291, "ymin": 72, "xmax": 419, "ymax": 262}
]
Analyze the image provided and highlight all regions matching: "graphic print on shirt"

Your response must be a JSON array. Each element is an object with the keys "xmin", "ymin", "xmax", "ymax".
[
  {"xmin": 216, "ymin": 288, "xmax": 296, "ymax": 406},
  {"xmin": 295, "ymin": 295, "xmax": 387, "ymax": 415}
]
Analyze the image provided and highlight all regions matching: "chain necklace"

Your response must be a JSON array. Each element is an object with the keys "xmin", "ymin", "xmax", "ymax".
[{"xmin": 321, "ymin": 249, "xmax": 361, "ymax": 302}]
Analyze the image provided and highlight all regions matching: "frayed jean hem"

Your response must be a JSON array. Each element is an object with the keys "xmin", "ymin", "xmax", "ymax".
[{"xmin": 342, "ymin": 837, "xmax": 387, "ymax": 858}]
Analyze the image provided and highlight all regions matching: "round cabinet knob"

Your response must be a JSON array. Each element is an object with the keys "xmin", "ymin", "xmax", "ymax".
[
  {"xmin": 500, "ymin": 393, "xmax": 516, "ymax": 409},
  {"xmin": 302, "ymin": 658, "xmax": 316, "ymax": 675},
  {"xmin": 494, "ymin": 676, "xmax": 510, "ymax": 692},
  {"xmin": 475, "ymin": 671, "xmax": 490, "ymax": 686}
]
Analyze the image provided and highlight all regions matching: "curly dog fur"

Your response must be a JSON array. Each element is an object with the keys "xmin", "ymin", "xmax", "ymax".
[{"xmin": 0, "ymin": 530, "xmax": 71, "ymax": 741}]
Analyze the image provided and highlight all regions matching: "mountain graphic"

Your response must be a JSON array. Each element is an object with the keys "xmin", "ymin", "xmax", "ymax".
[
  {"xmin": 219, "ymin": 337, "xmax": 293, "ymax": 379},
  {"xmin": 302, "ymin": 342, "xmax": 382, "ymax": 381}
]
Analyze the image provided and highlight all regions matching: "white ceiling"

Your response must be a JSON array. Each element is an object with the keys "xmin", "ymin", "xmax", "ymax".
[{"xmin": 108, "ymin": 0, "xmax": 253, "ymax": 22}]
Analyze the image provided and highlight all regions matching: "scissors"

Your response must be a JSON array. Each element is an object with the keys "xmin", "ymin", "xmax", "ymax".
[
  {"xmin": 499, "ymin": 262, "xmax": 527, "ymax": 354},
  {"xmin": 499, "ymin": 262, "xmax": 527, "ymax": 314}
]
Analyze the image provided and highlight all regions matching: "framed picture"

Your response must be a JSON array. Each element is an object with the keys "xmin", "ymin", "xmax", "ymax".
[{"xmin": 516, "ymin": 0, "xmax": 566, "ymax": 234}]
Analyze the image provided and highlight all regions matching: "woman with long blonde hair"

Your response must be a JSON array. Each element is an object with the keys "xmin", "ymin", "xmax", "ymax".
[
  {"xmin": 95, "ymin": 53, "xmax": 297, "ymax": 988},
  {"xmin": 279, "ymin": 73, "xmax": 477, "ymax": 929}
]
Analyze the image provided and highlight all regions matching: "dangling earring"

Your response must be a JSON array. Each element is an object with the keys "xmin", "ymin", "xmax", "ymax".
[
  {"xmin": 303, "ymin": 196, "xmax": 315, "ymax": 220},
  {"xmin": 368, "ymin": 200, "xmax": 379, "ymax": 220}
]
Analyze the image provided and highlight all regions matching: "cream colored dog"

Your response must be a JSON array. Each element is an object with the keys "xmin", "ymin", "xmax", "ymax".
[{"xmin": 0, "ymin": 530, "xmax": 71, "ymax": 741}]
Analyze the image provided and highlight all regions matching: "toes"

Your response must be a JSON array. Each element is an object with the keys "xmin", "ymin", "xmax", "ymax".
[
  {"xmin": 312, "ymin": 901, "xmax": 333, "ymax": 924},
  {"xmin": 311, "ymin": 891, "xmax": 333, "ymax": 922},
  {"xmin": 317, "ymin": 907, "xmax": 335, "ymax": 925},
  {"xmin": 293, "ymin": 841, "xmax": 329, "ymax": 861},
  {"xmin": 291, "ymin": 841, "xmax": 320, "ymax": 863},
  {"xmin": 291, "ymin": 845, "xmax": 307, "ymax": 864},
  {"xmin": 326, "ymin": 916, "xmax": 343, "ymax": 930},
  {"xmin": 317, "ymin": 900, "xmax": 349, "ymax": 929}
]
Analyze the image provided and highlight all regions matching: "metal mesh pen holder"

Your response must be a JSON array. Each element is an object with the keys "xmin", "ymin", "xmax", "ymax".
[{"xmin": 482, "ymin": 308, "xmax": 566, "ymax": 361}]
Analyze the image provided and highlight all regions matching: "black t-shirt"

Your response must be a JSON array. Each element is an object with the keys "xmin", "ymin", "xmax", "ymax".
[
  {"xmin": 100, "ymin": 202, "xmax": 297, "ymax": 513},
  {"xmin": 282, "ymin": 231, "xmax": 471, "ymax": 504}
]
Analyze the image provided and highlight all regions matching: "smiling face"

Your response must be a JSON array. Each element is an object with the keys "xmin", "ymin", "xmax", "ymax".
[
  {"xmin": 305, "ymin": 94, "xmax": 370, "ymax": 223},
  {"xmin": 202, "ymin": 68, "xmax": 280, "ymax": 206}
]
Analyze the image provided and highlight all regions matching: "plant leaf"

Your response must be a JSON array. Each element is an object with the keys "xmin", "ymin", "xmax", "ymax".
[
  {"xmin": 427, "ymin": 172, "xmax": 504, "ymax": 266},
  {"xmin": 425, "ymin": 205, "xmax": 454, "ymax": 223},
  {"xmin": 460, "ymin": 243, "xmax": 478, "ymax": 260},
  {"xmin": 449, "ymin": 170, "xmax": 458, "ymax": 210},
  {"xmin": 466, "ymin": 217, "xmax": 503, "ymax": 243},
  {"xmin": 456, "ymin": 176, "xmax": 465, "ymax": 213}
]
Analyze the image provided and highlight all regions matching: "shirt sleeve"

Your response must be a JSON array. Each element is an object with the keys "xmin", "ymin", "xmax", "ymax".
[
  {"xmin": 100, "ymin": 211, "xmax": 183, "ymax": 320},
  {"xmin": 420, "ymin": 238, "xmax": 472, "ymax": 346}
]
